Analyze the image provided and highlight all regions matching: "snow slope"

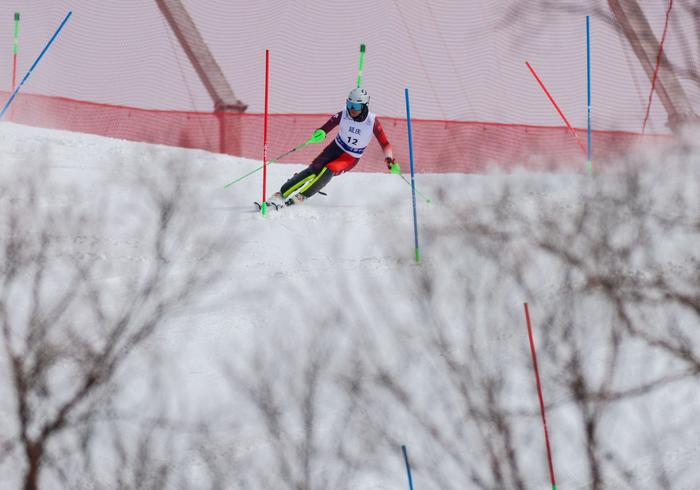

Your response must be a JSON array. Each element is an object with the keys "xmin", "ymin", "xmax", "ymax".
[{"xmin": 1, "ymin": 122, "xmax": 699, "ymax": 489}]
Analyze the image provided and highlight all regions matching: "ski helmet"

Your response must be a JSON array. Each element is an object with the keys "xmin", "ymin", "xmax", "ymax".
[{"xmin": 347, "ymin": 87, "xmax": 369, "ymax": 111}]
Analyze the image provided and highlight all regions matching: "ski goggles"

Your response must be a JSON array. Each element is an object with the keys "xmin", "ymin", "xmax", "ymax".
[{"xmin": 346, "ymin": 101, "xmax": 364, "ymax": 111}]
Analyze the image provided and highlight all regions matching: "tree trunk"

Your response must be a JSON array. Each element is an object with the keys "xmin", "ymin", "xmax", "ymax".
[{"xmin": 22, "ymin": 441, "xmax": 42, "ymax": 490}]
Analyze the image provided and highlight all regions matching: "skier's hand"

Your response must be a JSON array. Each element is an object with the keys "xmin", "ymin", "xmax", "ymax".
[
  {"xmin": 385, "ymin": 157, "xmax": 400, "ymax": 174},
  {"xmin": 310, "ymin": 129, "xmax": 326, "ymax": 143}
]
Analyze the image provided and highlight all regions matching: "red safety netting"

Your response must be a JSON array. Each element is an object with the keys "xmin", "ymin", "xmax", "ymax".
[
  {"xmin": 7, "ymin": 91, "xmax": 671, "ymax": 173},
  {"xmin": 0, "ymin": 1, "xmax": 694, "ymax": 171}
]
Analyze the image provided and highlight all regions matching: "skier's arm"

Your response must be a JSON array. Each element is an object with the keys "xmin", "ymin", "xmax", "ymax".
[
  {"xmin": 316, "ymin": 112, "xmax": 342, "ymax": 138},
  {"xmin": 373, "ymin": 117, "xmax": 398, "ymax": 172},
  {"xmin": 309, "ymin": 112, "xmax": 342, "ymax": 143},
  {"xmin": 373, "ymin": 117, "xmax": 393, "ymax": 159}
]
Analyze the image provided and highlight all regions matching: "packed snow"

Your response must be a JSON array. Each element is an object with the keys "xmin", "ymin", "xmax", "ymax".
[{"xmin": 1, "ymin": 122, "xmax": 699, "ymax": 489}]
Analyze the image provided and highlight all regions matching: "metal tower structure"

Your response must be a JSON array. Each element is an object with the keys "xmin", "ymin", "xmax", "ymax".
[
  {"xmin": 155, "ymin": 0, "xmax": 247, "ymax": 154},
  {"xmin": 608, "ymin": 0, "xmax": 697, "ymax": 130}
]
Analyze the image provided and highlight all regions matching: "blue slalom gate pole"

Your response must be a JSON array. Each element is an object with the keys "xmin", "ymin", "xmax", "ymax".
[
  {"xmin": 586, "ymin": 15, "xmax": 592, "ymax": 173},
  {"xmin": 404, "ymin": 88, "xmax": 421, "ymax": 263},
  {"xmin": 0, "ymin": 11, "xmax": 72, "ymax": 120},
  {"xmin": 401, "ymin": 445, "xmax": 415, "ymax": 490}
]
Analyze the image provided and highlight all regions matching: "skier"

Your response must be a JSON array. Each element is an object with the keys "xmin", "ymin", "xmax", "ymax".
[{"xmin": 267, "ymin": 87, "xmax": 399, "ymax": 207}]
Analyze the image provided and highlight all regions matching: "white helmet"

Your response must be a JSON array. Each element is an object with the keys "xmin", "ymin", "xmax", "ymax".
[{"xmin": 347, "ymin": 87, "xmax": 370, "ymax": 107}]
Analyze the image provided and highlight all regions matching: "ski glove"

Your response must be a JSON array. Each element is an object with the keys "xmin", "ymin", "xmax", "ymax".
[
  {"xmin": 385, "ymin": 157, "xmax": 400, "ymax": 174},
  {"xmin": 310, "ymin": 129, "xmax": 326, "ymax": 143}
]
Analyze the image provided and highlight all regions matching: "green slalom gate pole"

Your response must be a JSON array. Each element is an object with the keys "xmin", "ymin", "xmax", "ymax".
[
  {"xmin": 12, "ymin": 13, "xmax": 19, "ymax": 87},
  {"xmin": 0, "ymin": 11, "xmax": 72, "ymax": 120},
  {"xmin": 356, "ymin": 43, "xmax": 365, "ymax": 87},
  {"xmin": 223, "ymin": 139, "xmax": 313, "ymax": 189},
  {"xmin": 11, "ymin": 12, "xmax": 19, "ymax": 120}
]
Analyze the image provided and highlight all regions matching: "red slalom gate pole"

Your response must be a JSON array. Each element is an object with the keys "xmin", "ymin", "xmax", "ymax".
[
  {"xmin": 261, "ymin": 49, "xmax": 270, "ymax": 216},
  {"xmin": 523, "ymin": 303, "xmax": 557, "ymax": 490},
  {"xmin": 526, "ymin": 61, "xmax": 586, "ymax": 157}
]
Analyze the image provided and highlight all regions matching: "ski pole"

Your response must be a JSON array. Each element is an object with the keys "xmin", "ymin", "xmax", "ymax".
[
  {"xmin": 223, "ymin": 138, "xmax": 313, "ymax": 188},
  {"xmin": 395, "ymin": 172, "xmax": 432, "ymax": 203}
]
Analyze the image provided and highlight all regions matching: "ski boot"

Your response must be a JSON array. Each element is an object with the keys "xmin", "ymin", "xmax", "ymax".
[
  {"xmin": 266, "ymin": 191, "xmax": 285, "ymax": 210},
  {"xmin": 284, "ymin": 193, "xmax": 306, "ymax": 206}
]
